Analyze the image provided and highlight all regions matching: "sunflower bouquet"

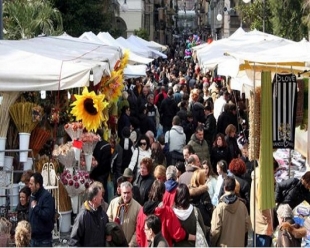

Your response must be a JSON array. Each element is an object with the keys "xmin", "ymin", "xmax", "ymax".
[
  {"xmin": 64, "ymin": 122, "xmax": 83, "ymax": 141},
  {"xmin": 80, "ymin": 132, "xmax": 101, "ymax": 155},
  {"xmin": 52, "ymin": 142, "xmax": 76, "ymax": 168}
]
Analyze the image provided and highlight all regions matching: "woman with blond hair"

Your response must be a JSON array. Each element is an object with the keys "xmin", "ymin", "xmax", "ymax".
[
  {"xmin": 154, "ymin": 165, "xmax": 166, "ymax": 183},
  {"xmin": 15, "ymin": 220, "xmax": 31, "ymax": 247},
  {"xmin": 188, "ymin": 169, "xmax": 213, "ymax": 242}
]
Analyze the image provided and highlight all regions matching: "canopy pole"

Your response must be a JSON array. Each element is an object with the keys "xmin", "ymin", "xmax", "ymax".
[
  {"xmin": 253, "ymin": 62, "xmax": 256, "ymax": 247},
  {"xmin": 308, "ymin": 79, "xmax": 310, "ymax": 169},
  {"xmin": 0, "ymin": 0, "xmax": 3, "ymax": 40}
]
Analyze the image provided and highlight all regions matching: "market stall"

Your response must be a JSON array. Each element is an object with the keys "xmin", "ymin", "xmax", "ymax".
[{"xmin": 0, "ymin": 35, "xmax": 130, "ymax": 244}]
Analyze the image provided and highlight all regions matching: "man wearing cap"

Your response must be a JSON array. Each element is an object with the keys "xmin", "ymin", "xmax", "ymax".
[
  {"xmin": 163, "ymin": 166, "xmax": 179, "ymax": 207},
  {"xmin": 107, "ymin": 181, "xmax": 141, "ymax": 247},
  {"xmin": 122, "ymin": 168, "xmax": 141, "ymax": 204}
]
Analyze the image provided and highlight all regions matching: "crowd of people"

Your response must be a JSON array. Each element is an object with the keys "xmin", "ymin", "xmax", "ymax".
[
  {"xmin": 67, "ymin": 56, "xmax": 255, "ymax": 247},
  {"xmin": 10, "ymin": 56, "xmax": 310, "ymax": 247}
]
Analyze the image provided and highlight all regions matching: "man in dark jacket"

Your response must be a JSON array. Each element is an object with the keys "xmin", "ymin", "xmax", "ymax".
[
  {"xmin": 29, "ymin": 173, "xmax": 55, "ymax": 247},
  {"xmin": 203, "ymin": 105, "xmax": 217, "ymax": 152},
  {"xmin": 91, "ymin": 130, "xmax": 112, "ymax": 202},
  {"xmin": 69, "ymin": 182, "xmax": 109, "ymax": 247},
  {"xmin": 159, "ymin": 89, "xmax": 178, "ymax": 134}
]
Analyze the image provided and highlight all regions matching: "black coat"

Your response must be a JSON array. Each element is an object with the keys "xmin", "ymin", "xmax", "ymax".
[
  {"xmin": 275, "ymin": 178, "xmax": 310, "ymax": 210},
  {"xmin": 159, "ymin": 96, "xmax": 178, "ymax": 128},
  {"xmin": 203, "ymin": 113, "xmax": 217, "ymax": 148},
  {"xmin": 216, "ymin": 111, "xmax": 231, "ymax": 135},
  {"xmin": 29, "ymin": 187, "xmax": 55, "ymax": 240},
  {"xmin": 134, "ymin": 174, "xmax": 155, "ymax": 205},
  {"xmin": 210, "ymin": 146, "xmax": 231, "ymax": 173},
  {"xmin": 91, "ymin": 140, "xmax": 112, "ymax": 180},
  {"xmin": 225, "ymin": 136, "xmax": 241, "ymax": 164},
  {"xmin": 69, "ymin": 203, "xmax": 108, "ymax": 247}
]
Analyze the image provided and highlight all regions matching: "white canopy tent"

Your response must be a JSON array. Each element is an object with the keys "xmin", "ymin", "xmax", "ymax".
[
  {"xmin": 126, "ymin": 35, "xmax": 166, "ymax": 52},
  {"xmin": 149, "ymin": 41, "xmax": 167, "ymax": 52},
  {"xmin": 196, "ymin": 29, "xmax": 295, "ymax": 72},
  {"xmin": 127, "ymin": 35, "xmax": 167, "ymax": 59},
  {"xmin": 95, "ymin": 32, "xmax": 154, "ymax": 65},
  {"xmin": 116, "ymin": 37, "xmax": 152, "ymax": 58},
  {"xmin": 0, "ymin": 36, "xmax": 123, "ymax": 91},
  {"xmin": 123, "ymin": 64, "xmax": 147, "ymax": 78}
]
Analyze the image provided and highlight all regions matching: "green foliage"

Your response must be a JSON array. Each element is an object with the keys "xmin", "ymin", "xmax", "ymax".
[
  {"xmin": 236, "ymin": 0, "xmax": 308, "ymax": 41},
  {"xmin": 3, "ymin": 0, "xmax": 63, "ymax": 40},
  {"xmin": 134, "ymin": 28, "xmax": 149, "ymax": 41},
  {"xmin": 236, "ymin": 0, "xmax": 272, "ymax": 33},
  {"xmin": 269, "ymin": 0, "xmax": 307, "ymax": 41},
  {"xmin": 52, "ymin": 0, "xmax": 118, "ymax": 37}
]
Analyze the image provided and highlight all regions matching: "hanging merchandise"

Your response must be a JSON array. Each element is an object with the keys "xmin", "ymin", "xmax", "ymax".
[{"xmin": 272, "ymin": 73, "xmax": 298, "ymax": 149}]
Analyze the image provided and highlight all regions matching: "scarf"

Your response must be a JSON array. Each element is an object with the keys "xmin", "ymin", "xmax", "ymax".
[{"xmin": 115, "ymin": 199, "xmax": 130, "ymax": 225}]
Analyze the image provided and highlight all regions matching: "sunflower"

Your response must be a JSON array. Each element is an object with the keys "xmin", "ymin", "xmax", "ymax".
[{"xmin": 70, "ymin": 87, "xmax": 109, "ymax": 132}]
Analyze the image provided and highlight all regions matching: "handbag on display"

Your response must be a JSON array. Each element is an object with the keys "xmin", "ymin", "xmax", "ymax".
[{"xmin": 194, "ymin": 207, "xmax": 209, "ymax": 247}]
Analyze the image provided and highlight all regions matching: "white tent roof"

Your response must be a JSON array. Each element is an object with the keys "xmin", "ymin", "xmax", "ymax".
[
  {"xmin": 0, "ymin": 36, "xmax": 123, "ymax": 91},
  {"xmin": 196, "ymin": 29, "xmax": 294, "ymax": 72},
  {"xmin": 79, "ymin": 31, "xmax": 104, "ymax": 44},
  {"xmin": 127, "ymin": 35, "xmax": 166, "ymax": 52},
  {"xmin": 116, "ymin": 36, "xmax": 152, "ymax": 58},
  {"xmin": 124, "ymin": 64, "xmax": 147, "ymax": 78},
  {"xmin": 149, "ymin": 41, "xmax": 167, "ymax": 52},
  {"xmin": 96, "ymin": 32, "xmax": 153, "ymax": 65},
  {"xmin": 127, "ymin": 35, "xmax": 167, "ymax": 59},
  {"xmin": 228, "ymin": 38, "xmax": 310, "ymax": 64}
]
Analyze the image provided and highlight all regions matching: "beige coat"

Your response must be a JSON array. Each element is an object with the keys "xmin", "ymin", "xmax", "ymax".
[
  {"xmin": 250, "ymin": 167, "xmax": 274, "ymax": 236},
  {"xmin": 211, "ymin": 193, "xmax": 251, "ymax": 247},
  {"xmin": 107, "ymin": 196, "xmax": 141, "ymax": 246}
]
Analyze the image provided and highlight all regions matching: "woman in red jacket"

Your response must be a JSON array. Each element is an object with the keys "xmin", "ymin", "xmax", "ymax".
[{"xmin": 136, "ymin": 180, "xmax": 195, "ymax": 247}]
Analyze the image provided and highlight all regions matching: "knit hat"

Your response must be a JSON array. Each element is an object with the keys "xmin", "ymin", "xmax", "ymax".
[
  {"xmin": 166, "ymin": 165, "xmax": 177, "ymax": 180},
  {"xmin": 123, "ymin": 168, "xmax": 133, "ymax": 178}
]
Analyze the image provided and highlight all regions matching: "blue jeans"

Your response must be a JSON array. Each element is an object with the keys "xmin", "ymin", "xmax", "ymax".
[
  {"xmin": 255, "ymin": 234, "xmax": 272, "ymax": 247},
  {"xmin": 30, "ymin": 239, "xmax": 53, "ymax": 247}
]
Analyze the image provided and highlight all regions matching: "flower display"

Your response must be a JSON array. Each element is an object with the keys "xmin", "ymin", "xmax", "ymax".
[
  {"xmin": 99, "ymin": 50, "xmax": 129, "ymax": 103},
  {"xmin": 64, "ymin": 122, "xmax": 84, "ymax": 141},
  {"xmin": 60, "ymin": 169, "xmax": 93, "ymax": 196},
  {"xmin": 52, "ymin": 142, "xmax": 76, "ymax": 167},
  {"xmin": 81, "ymin": 132, "xmax": 101, "ymax": 155},
  {"xmin": 70, "ymin": 87, "xmax": 109, "ymax": 132}
]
